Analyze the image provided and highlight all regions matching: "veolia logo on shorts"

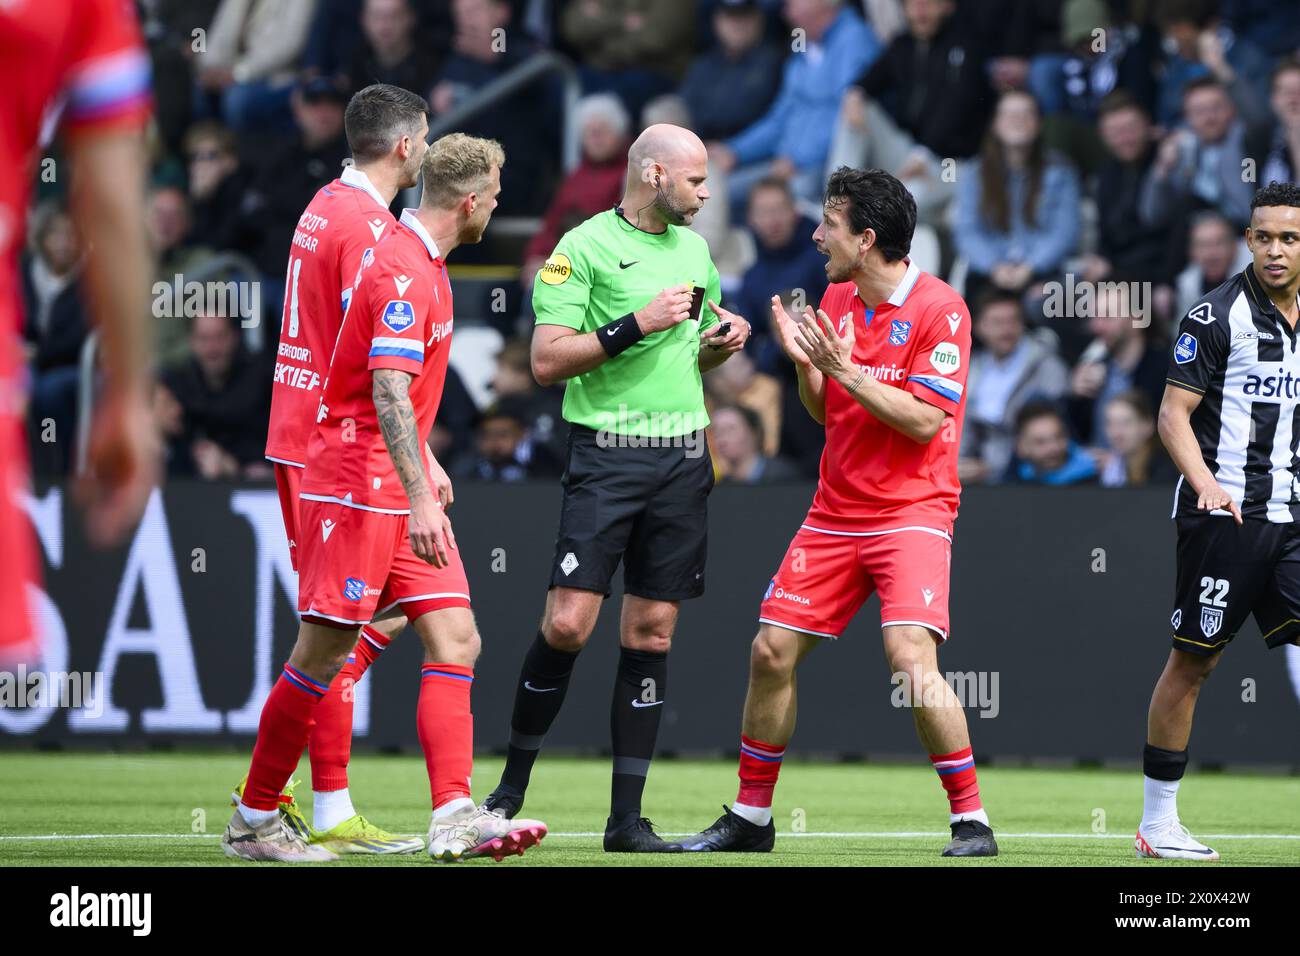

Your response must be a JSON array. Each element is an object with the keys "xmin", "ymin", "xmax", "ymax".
[{"xmin": 772, "ymin": 586, "xmax": 811, "ymax": 606}]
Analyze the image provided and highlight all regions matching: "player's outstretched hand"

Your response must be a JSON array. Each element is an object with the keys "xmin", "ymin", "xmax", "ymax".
[
  {"xmin": 793, "ymin": 306, "xmax": 854, "ymax": 380},
  {"xmin": 409, "ymin": 494, "xmax": 456, "ymax": 566},
  {"xmin": 703, "ymin": 300, "xmax": 750, "ymax": 352},
  {"xmin": 634, "ymin": 285, "xmax": 693, "ymax": 334},
  {"xmin": 76, "ymin": 388, "xmax": 160, "ymax": 547},
  {"xmin": 1197, "ymin": 483, "xmax": 1243, "ymax": 525},
  {"xmin": 771, "ymin": 296, "xmax": 812, "ymax": 368}
]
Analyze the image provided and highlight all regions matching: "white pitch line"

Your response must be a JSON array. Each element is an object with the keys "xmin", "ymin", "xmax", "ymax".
[{"xmin": 1, "ymin": 831, "xmax": 1297, "ymax": 842}]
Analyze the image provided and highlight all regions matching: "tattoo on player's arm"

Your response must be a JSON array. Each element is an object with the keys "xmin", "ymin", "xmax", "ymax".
[{"xmin": 373, "ymin": 368, "xmax": 432, "ymax": 501}]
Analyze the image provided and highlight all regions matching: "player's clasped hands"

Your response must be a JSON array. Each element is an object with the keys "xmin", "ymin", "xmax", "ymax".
[
  {"xmin": 408, "ymin": 493, "xmax": 457, "ymax": 567},
  {"xmin": 792, "ymin": 305, "xmax": 855, "ymax": 379},
  {"xmin": 635, "ymin": 285, "xmax": 694, "ymax": 334}
]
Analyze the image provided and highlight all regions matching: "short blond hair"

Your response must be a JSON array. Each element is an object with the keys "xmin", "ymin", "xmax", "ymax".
[{"xmin": 420, "ymin": 133, "xmax": 505, "ymax": 209}]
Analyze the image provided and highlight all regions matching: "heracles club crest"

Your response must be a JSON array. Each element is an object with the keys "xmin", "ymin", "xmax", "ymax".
[{"xmin": 1200, "ymin": 606, "xmax": 1224, "ymax": 639}]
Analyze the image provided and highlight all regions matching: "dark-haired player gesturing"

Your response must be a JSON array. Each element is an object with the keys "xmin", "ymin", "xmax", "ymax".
[
  {"xmin": 681, "ymin": 167, "xmax": 997, "ymax": 858},
  {"xmin": 1137, "ymin": 181, "xmax": 1300, "ymax": 861}
]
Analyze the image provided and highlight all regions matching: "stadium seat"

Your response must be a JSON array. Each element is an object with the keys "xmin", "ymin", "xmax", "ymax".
[{"xmin": 448, "ymin": 325, "xmax": 505, "ymax": 410}]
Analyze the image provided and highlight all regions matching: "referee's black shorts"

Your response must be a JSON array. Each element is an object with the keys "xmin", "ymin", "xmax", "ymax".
[
  {"xmin": 1171, "ymin": 514, "xmax": 1300, "ymax": 656},
  {"xmin": 548, "ymin": 424, "xmax": 714, "ymax": 601}
]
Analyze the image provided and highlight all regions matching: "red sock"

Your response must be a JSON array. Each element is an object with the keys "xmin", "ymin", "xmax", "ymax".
[
  {"xmin": 930, "ymin": 746, "xmax": 982, "ymax": 815},
  {"xmin": 308, "ymin": 625, "xmax": 392, "ymax": 792},
  {"xmin": 736, "ymin": 734, "xmax": 786, "ymax": 808},
  {"xmin": 417, "ymin": 663, "xmax": 474, "ymax": 810},
  {"xmin": 244, "ymin": 665, "xmax": 328, "ymax": 810},
  {"xmin": 354, "ymin": 624, "xmax": 392, "ymax": 669}
]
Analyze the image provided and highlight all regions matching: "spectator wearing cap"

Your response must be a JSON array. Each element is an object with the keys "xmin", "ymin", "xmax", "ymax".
[
  {"xmin": 678, "ymin": 0, "xmax": 782, "ymax": 142},
  {"xmin": 729, "ymin": 177, "xmax": 826, "ymax": 373},
  {"xmin": 452, "ymin": 396, "xmax": 563, "ymax": 482},
  {"xmin": 158, "ymin": 313, "xmax": 274, "ymax": 479},
  {"xmin": 1173, "ymin": 210, "xmax": 1251, "ymax": 321},
  {"xmin": 559, "ymin": 0, "xmax": 696, "ymax": 121},
  {"xmin": 827, "ymin": 0, "xmax": 989, "ymax": 223},
  {"xmin": 194, "ymin": 0, "xmax": 318, "ymax": 131},
  {"xmin": 709, "ymin": 0, "xmax": 880, "ymax": 220},
  {"xmin": 341, "ymin": 0, "xmax": 443, "ymax": 99},
  {"xmin": 1006, "ymin": 401, "xmax": 1098, "ymax": 485},
  {"xmin": 236, "ymin": 77, "xmax": 351, "ymax": 282},
  {"xmin": 1096, "ymin": 390, "xmax": 1179, "ymax": 488},
  {"xmin": 710, "ymin": 405, "xmax": 800, "ymax": 484},
  {"xmin": 1140, "ymin": 75, "xmax": 1264, "ymax": 232},
  {"xmin": 21, "ymin": 201, "xmax": 89, "ymax": 474},
  {"xmin": 1078, "ymin": 92, "xmax": 1172, "ymax": 288},
  {"xmin": 521, "ymin": 94, "xmax": 630, "ymax": 289},
  {"xmin": 959, "ymin": 289, "xmax": 1068, "ymax": 484},
  {"xmin": 952, "ymin": 90, "xmax": 1080, "ymax": 304}
]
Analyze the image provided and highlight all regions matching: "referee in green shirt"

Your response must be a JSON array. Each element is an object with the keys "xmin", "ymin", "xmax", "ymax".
[{"xmin": 484, "ymin": 124, "xmax": 750, "ymax": 851}]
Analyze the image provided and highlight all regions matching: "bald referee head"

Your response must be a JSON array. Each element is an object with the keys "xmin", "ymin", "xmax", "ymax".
[{"xmin": 621, "ymin": 124, "xmax": 710, "ymax": 231}]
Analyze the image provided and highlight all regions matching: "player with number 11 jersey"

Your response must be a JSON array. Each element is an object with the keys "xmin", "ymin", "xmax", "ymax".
[{"xmin": 266, "ymin": 165, "xmax": 398, "ymax": 563}]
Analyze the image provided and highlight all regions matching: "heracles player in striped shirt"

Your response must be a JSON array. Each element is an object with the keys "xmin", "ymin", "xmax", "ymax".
[{"xmin": 1138, "ymin": 181, "xmax": 1300, "ymax": 862}]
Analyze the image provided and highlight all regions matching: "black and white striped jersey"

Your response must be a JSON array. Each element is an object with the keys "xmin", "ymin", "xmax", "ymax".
[{"xmin": 1166, "ymin": 264, "xmax": 1300, "ymax": 522}]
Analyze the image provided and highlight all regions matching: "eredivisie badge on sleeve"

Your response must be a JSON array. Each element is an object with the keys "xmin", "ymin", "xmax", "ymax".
[{"xmin": 382, "ymin": 300, "xmax": 415, "ymax": 332}]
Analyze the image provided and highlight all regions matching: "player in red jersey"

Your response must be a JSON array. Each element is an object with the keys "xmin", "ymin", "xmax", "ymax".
[
  {"xmin": 225, "ymin": 134, "xmax": 547, "ymax": 863},
  {"xmin": 0, "ymin": 0, "xmax": 159, "ymax": 664},
  {"xmin": 234, "ymin": 84, "xmax": 434, "ymax": 856},
  {"xmin": 682, "ymin": 168, "xmax": 997, "ymax": 857}
]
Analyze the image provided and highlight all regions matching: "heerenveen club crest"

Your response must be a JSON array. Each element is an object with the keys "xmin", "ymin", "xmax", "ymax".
[{"xmin": 1200, "ymin": 606, "xmax": 1223, "ymax": 639}]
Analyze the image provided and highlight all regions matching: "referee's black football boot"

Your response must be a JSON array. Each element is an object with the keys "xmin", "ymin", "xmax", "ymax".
[
  {"xmin": 603, "ymin": 812, "xmax": 683, "ymax": 852},
  {"xmin": 942, "ymin": 819, "xmax": 998, "ymax": 857},
  {"xmin": 482, "ymin": 784, "xmax": 525, "ymax": 819},
  {"xmin": 679, "ymin": 805, "xmax": 775, "ymax": 852}
]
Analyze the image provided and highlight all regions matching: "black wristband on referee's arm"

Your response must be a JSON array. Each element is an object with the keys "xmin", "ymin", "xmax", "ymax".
[{"xmin": 598, "ymin": 313, "xmax": 645, "ymax": 357}]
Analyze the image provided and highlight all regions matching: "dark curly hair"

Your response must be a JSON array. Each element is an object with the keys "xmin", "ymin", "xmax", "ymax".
[
  {"xmin": 1251, "ymin": 181, "xmax": 1300, "ymax": 214},
  {"xmin": 823, "ymin": 166, "xmax": 916, "ymax": 262}
]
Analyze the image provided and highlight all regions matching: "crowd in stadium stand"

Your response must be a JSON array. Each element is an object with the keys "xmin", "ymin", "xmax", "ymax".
[{"xmin": 20, "ymin": 0, "xmax": 1300, "ymax": 486}]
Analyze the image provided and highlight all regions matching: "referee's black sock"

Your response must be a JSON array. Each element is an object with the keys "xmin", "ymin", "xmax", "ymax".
[
  {"xmin": 499, "ymin": 632, "xmax": 580, "ymax": 795},
  {"xmin": 609, "ymin": 646, "xmax": 668, "ymax": 820}
]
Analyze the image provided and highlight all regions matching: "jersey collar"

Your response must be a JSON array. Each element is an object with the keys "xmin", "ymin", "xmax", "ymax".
[
  {"xmin": 398, "ymin": 208, "xmax": 441, "ymax": 261},
  {"xmin": 338, "ymin": 165, "xmax": 389, "ymax": 210},
  {"xmin": 853, "ymin": 258, "xmax": 921, "ymax": 308},
  {"xmin": 612, "ymin": 206, "xmax": 672, "ymax": 241}
]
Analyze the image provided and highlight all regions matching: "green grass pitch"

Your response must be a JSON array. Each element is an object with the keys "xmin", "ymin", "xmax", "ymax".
[{"xmin": 1, "ymin": 752, "xmax": 1296, "ymax": 866}]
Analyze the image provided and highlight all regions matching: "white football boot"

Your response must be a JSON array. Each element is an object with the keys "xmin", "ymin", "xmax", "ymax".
[
  {"xmin": 1135, "ymin": 820, "xmax": 1220, "ymax": 861},
  {"xmin": 427, "ymin": 804, "xmax": 547, "ymax": 862}
]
